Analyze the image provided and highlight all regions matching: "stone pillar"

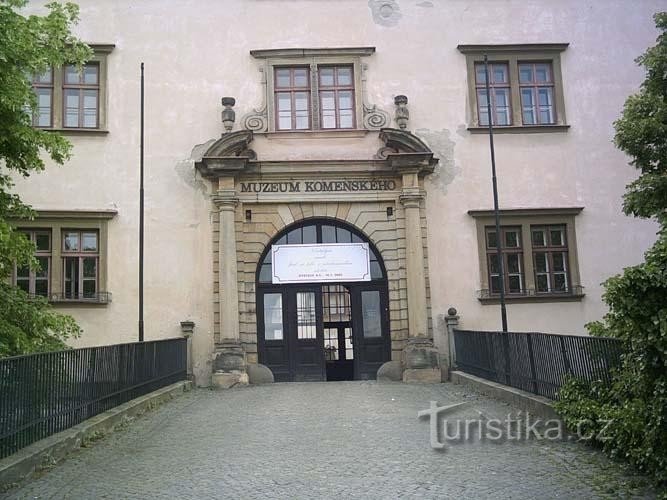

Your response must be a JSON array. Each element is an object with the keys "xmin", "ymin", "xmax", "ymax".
[
  {"xmin": 180, "ymin": 320, "xmax": 195, "ymax": 381},
  {"xmin": 400, "ymin": 171, "xmax": 440, "ymax": 383},
  {"xmin": 444, "ymin": 307, "xmax": 460, "ymax": 373},
  {"xmin": 211, "ymin": 188, "xmax": 248, "ymax": 389}
]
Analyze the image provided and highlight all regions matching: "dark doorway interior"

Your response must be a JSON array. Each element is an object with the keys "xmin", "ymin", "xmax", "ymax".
[{"xmin": 256, "ymin": 218, "xmax": 391, "ymax": 382}]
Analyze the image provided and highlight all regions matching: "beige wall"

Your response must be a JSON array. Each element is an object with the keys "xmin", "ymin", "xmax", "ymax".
[{"xmin": 15, "ymin": 0, "xmax": 663, "ymax": 384}]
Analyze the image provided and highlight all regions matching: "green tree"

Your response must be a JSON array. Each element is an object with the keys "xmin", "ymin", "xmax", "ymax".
[
  {"xmin": 0, "ymin": 0, "xmax": 92, "ymax": 357},
  {"xmin": 555, "ymin": 13, "xmax": 667, "ymax": 492}
]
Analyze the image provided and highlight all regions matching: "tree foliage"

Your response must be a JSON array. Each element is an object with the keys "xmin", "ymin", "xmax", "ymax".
[
  {"xmin": 555, "ymin": 13, "xmax": 667, "ymax": 493},
  {"xmin": 0, "ymin": 0, "xmax": 92, "ymax": 357}
]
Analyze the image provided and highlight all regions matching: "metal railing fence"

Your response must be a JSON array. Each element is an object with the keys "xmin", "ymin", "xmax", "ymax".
[
  {"xmin": 453, "ymin": 329, "xmax": 623, "ymax": 399},
  {"xmin": 0, "ymin": 338, "xmax": 186, "ymax": 459}
]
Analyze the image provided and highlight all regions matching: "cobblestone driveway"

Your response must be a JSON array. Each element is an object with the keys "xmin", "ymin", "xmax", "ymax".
[{"xmin": 6, "ymin": 382, "xmax": 654, "ymax": 499}]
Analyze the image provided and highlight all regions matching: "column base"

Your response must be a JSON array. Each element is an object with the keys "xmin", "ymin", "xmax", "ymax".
[
  {"xmin": 212, "ymin": 371, "xmax": 249, "ymax": 389},
  {"xmin": 401, "ymin": 337, "xmax": 441, "ymax": 384},
  {"xmin": 402, "ymin": 368, "xmax": 441, "ymax": 383},
  {"xmin": 212, "ymin": 340, "xmax": 249, "ymax": 389}
]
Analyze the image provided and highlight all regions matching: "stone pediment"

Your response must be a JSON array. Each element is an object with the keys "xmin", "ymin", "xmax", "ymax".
[{"xmin": 195, "ymin": 130, "xmax": 256, "ymax": 178}]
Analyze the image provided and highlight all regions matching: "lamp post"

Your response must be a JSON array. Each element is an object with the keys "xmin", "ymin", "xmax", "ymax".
[
  {"xmin": 139, "ymin": 62, "xmax": 145, "ymax": 342},
  {"xmin": 483, "ymin": 54, "xmax": 508, "ymax": 333}
]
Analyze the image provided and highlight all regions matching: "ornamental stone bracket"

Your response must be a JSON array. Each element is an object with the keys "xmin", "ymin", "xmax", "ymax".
[
  {"xmin": 377, "ymin": 128, "xmax": 438, "ymax": 176},
  {"xmin": 195, "ymin": 130, "xmax": 256, "ymax": 179},
  {"xmin": 241, "ymin": 67, "xmax": 269, "ymax": 132},
  {"xmin": 361, "ymin": 63, "xmax": 390, "ymax": 130}
]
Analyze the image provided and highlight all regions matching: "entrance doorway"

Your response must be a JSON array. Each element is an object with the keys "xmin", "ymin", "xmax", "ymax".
[{"xmin": 256, "ymin": 219, "xmax": 391, "ymax": 382}]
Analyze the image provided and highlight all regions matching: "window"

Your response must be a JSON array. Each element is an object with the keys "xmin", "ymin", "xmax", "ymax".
[
  {"xmin": 274, "ymin": 67, "xmax": 311, "ymax": 130},
  {"xmin": 13, "ymin": 230, "xmax": 51, "ymax": 297},
  {"xmin": 532, "ymin": 225, "xmax": 569, "ymax": 292},
  {"xmin": 31, "ymin": 69, "xmax": 53, "ymax": 127},
  {"xmin": 11, "ymin": 210, "xmax": 116, "ymax": 304},
  {"xmin": 519, "ymin": 63, "xmax": 555, "ymax": 125},
  {"xmin": 63, "ymin": 63, "xmax": 100, "ymax": 128},
  {"xmin": 485, "ymin": 226, "xmax": 524, "ymax": 294},
  {"xmin": 470, "ymin": 208, "xmax": 583, "ymax": 302},
  {"xmin": 249, "ymin": 48, "xmax": 375, "ymax": 133},
  {"xmin": 29, "ymin": 44, "xmax": 114, "ymax": 132},
  {"xmin": 273, "ymin": 64, "xmax": 355, "ymax": 131},
  {"xmin": 319, "ymin": 66, "xmax": 355, "ymax": 129},
  {"xmin": 62, "ymin": 230, "xmax": 99, "ymax": 299},
  {"xmin": 475, "ymin": 63, "xmax": 512, "ymax": 126},
  {"xmin": 458, "ymin": 44, "xmax": 568, "ymax": 132}
]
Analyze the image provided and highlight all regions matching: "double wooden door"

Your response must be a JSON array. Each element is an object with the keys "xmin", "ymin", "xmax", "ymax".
[{"xmin": 257, "ymin": 284, "xmax": 389, "ymax": 382}]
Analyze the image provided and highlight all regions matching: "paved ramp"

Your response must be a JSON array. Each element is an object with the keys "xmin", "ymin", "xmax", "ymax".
[{"xmin": 6, "ymin": 382, "xmax": 653, "ymax": 499}]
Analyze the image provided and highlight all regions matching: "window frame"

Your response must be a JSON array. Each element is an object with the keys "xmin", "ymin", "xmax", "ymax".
[
  {"xmin": 31, "ymin": 69, "xmax": 54, "ymax": 128},
  {"xmin": 485, "ymin": 226, "xmax": 525, "ymax": 295},
  {"xmin": 470, "ymin": 208, "xmax": 583, "ymax": 303},
  {"xmin": 250, "ymin": 48, "xmax": 372, "ymax": 133},
  {"xmin": 63, "ymin": 62, "xmax": 101, "ymax": 129},
  {"xmin": 10, "ymin": 210, "xmax": 116, "ymax": 305},
  {"xmin": 61, "ymin": 229, "xmax": 100, "ymax": 299},
  {"xmin": 273, "ymin": 66, "xmax": 312, "ymax": 131},
  {"xmin": 458, "ymin": 44, "xmax": 568, "ymax": 133},
  {"xmin": 13, "ymin": 229, "xmax": 52, "ymax": 297},
  {"xmin": 29, "ymin": 44, "xmax": 114, "ymax": 133}
]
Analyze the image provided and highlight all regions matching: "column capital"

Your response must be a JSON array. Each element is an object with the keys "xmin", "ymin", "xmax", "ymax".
[
  {"xmin": 399, "ymin": 187, "xmax": 425, "ymax": 208},
  {"xmin": 212, "ymin": 189, "xmax": 239, "ymax": 209}
]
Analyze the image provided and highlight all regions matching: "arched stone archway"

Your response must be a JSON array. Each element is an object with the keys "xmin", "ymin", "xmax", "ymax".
[{"xmin": 195, "ymin": 128, "xmax": 441, "ymax": 387}]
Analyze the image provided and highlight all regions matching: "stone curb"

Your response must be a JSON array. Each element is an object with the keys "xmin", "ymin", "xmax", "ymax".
[
  {"xmin": 0, "ymin": 380, "xmax": 193, "ymax": 488},
  {"xmin": 450, "ymin": 371, "xmax": 561, "ymax": 421}
]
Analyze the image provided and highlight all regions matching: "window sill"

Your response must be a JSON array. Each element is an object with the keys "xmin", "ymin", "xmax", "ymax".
[
  {"xmin": 467, "ymin": 125, "xmax": 570, "ymax": 134},
  {"xmin": 259, "ymin": 129, "xmax": 369, "ymax": 140},
  {"xmin": 43, "ymin": 128, "xmax": 109, "ymax": 136},
  {"xmin": 477, "ymin": 289, "xmax": 585, "ymax": 304},
  {"xmin": 49, "ymin": 292, "xmax": 112, "ymax": 305}
]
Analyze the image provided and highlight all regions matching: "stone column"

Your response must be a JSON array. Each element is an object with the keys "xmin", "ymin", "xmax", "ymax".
[
  {"xmin": 400, "ymin": 171, "xmax": 440, "ymax": 383},
  {"xmin": 211, "ymin": 188, "xmax": 248, "ymax": 388},
  {"xmin": 444, "ymin": 307, "xmax": 460, "ymax": 373},
  {"xmin": 180, "ymin": 320, "xmax": 195, "ymax": 381}
]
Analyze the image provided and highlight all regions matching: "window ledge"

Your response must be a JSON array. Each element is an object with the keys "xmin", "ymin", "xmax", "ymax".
[
  {"xmin": 477, "ymin": 287, "xmax": 585, "ymax": 304},
  {"xmin": 467, "ymin": 125, "xmax": 570, "ymax": 134},
  {"xmin": 44, "ymin": 128, "xmax": 109, "ymax": 136},
  {"xmin": 49, "ymin": 292, "xmax": 112, "ymax": 305},
  {"xmin": 258, "ymin": 129, "xmax": 369, "ymax": 140}
]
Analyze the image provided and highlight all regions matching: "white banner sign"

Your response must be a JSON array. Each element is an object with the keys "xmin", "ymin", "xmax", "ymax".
[{"xmin": 271, "ymin": 243, "xmax": 371, "ymax": 284}]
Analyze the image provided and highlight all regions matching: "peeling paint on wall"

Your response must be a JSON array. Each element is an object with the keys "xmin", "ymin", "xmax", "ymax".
[
  {"xmin": 415, "ymin": 128, "xmax": 460, "ymax": 193},
  {"xmin": 190, "ymin": 139, "xmax": 216, "ymax": 162},
  {"xmin": 369, "ymin": 0, "xmax": 402, "ymax": 27}
]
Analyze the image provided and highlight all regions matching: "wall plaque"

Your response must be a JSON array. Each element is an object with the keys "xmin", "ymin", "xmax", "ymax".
[{"xmin": 272, "ymin": 243, "xmax": 371, "ymax": 284}]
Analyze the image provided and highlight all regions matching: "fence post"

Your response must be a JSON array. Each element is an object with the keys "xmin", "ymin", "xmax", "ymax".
[
  {"xmin": 180, "ymin": 321, "xmax": 195, "ymax": 382},
  {"xmin": 444, "ymin": 307, "xmax": 459, "ymax": 373},
  {"xmin": 559, "ymin": 335, "xmax": 572, "ymax": 376},
  {"xmin": 526, "ymin": 333, "xmax": 538, "ymax": 394}
]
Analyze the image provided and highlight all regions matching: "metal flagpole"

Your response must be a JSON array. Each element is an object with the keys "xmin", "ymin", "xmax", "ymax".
[
  {"xmin": 483, "ymin": 55, "xmax": 508, "ymax": 333},
  {"xmin": 139, "ymin": 62, "xmax": 145, "ymax": 342}
]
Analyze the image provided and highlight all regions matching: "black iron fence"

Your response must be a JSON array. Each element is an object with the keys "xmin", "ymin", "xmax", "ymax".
[
  {"xmin": 0, "ymin": 338, "xmax": 186, "ymax": 459},
  {"xmin": 453, "ymin": 329, "xmax": 623, "ymax": 399}
]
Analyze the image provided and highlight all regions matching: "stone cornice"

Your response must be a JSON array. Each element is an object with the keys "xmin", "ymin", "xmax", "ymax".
[
  {"xmin": 457, "ymin": 43, "xmax": 569, "ymax": 54},
  {"xmin": 467, "ymin": 207, "xmax": 584, "ymax": 218},
  {"xmin": 11, "ymin": 209, "xmax": 119, "ymax": 220},
  {"xmin": 88, "ymin": 43, "xmax": 116, "ymax": 54},
  {"xmin": 387, "ymin": 153, "xmax": 436, "ymax": 175},
  {"xmin": 250, "ymin": 47, "xmax": 375, "ymax": 59}
]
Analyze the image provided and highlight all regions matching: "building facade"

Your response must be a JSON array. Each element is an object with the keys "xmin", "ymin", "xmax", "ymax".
[{"xmin": 15, "ymin": 0, "xmax": 662, "ymax": 385}]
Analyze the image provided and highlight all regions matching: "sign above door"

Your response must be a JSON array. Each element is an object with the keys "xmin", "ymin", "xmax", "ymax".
[{"xmin": 271, "ymin": 243, "xmax": 371, "ymax": 284}]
